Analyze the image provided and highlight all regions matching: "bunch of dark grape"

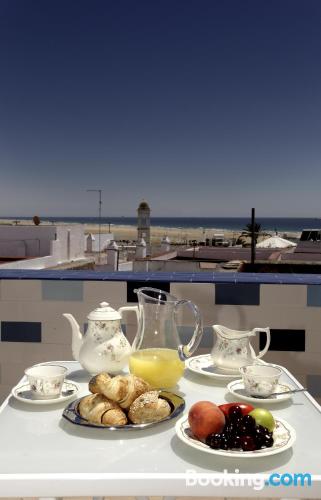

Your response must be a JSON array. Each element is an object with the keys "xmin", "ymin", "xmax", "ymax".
[{"xmin": 205, "ymin": 405, "xmax": 274, "ymax": 452}]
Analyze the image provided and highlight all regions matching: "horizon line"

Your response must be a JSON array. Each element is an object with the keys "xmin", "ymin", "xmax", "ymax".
[{"xmin": 1, "ymin": 215, "xmax": 321, "ymax": 220}]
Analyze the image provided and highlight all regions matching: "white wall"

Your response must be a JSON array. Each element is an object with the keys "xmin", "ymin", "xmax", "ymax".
[
  {"xmin": 52, "ymin": 226, "xmax": 85, "ymax": 261},
  {"xmin": 0, "ymin": 226, "xmax": 56, "ymax": 257},
  {"xmin": 0, "ymin": 240, "xmax": 26, "ymax": 257},
  {"xmin": 0, "ymin": 225, "xmax": 86, "ymax": 269}
]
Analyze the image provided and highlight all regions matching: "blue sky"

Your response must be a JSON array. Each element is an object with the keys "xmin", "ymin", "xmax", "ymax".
[{"xmin": 1, "ymin": 0, "xmax": 321, "ymax": 217}]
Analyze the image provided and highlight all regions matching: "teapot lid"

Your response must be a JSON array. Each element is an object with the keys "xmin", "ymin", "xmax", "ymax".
[{"xmin": 87, "ymin": 302, "xmax": 121, "ymax": 321}]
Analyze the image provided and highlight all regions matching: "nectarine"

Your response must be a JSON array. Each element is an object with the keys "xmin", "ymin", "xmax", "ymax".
[{"xmin": 188, "ymin": 401, "xmax": 225, "ymax": 440}]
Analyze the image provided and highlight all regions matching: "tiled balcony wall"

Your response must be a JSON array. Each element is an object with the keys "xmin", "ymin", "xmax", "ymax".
[{"xmin": 0, "ymin": 270, "xmax": 321, "ymax": 403}]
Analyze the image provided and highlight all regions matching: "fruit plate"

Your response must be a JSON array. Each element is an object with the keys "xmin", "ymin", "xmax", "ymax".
[
  {"xmin": 185, "ymin": 354, "xmax": 240, "ymax": 380},
  {"xmin": 175, "ymin": 415, "xmax": 296, "ymax": 458},
  {"xmin": 227, "ymin": 380, "xmax": 294, "ymax": 404},
  {"xmin": 63, "ymin": 390, "xmax": 185, "ymax": 430}
]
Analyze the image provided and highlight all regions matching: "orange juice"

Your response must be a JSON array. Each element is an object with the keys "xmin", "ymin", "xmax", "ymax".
[{"xmin": 129, "ymin": 348, "xmax": 185, "ymax": 388}]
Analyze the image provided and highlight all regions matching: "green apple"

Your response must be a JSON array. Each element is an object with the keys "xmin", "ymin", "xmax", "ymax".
[{"xmin": 249, "ymin": 408, "xmax": 275, "ymax": 432}]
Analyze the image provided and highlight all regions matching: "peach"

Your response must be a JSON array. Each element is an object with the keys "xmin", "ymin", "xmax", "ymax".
[{"xmin": 188, "ymin": 401, "xmax": 225, "ymax": 440}]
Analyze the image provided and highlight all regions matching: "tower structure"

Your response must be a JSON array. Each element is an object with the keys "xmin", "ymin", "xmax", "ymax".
[{"xmin": 137, "ymin": 200, "xmax": 151, "ymax": 252}]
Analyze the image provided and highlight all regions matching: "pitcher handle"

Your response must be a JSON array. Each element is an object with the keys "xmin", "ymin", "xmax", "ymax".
[
  {"xmin": 175, "ymin": 300, "xmax": 203, "ymax": 361},
  {"xmin": 252, "ymin": 327, "xmax": 271, "ymax": 359},
  {"xmin": 118, "ymin": 306, "xmax": 139, "ymax": 323}
]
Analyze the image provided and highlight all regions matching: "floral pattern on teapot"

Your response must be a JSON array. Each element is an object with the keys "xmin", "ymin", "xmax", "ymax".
[{"xmin": 89, "ymin": 320, "xmax": 120, "ymax": 342}]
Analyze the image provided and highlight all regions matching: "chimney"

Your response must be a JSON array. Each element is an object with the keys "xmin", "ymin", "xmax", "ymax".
[
  {"xmin": 136, "ymin": 238, "xmax": 147, "ymax": 259},
  {"xmin": 161, "ymin": 235, "xmax": 171, "ymax": 253},
  {"xmin": 106, "ymin": 240, "xmax": 119, "ymax": 269}
]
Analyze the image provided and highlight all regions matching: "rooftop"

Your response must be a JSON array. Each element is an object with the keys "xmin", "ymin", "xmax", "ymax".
[{"xmin": 176, "ymin": 247, "xmax": 281, "ymax": 262}]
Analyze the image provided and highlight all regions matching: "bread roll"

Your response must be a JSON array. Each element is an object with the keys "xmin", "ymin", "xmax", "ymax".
[
  {"xmin": 119, "ymin": 375, "xmax": 151, "ymax": 409},
  {"xmin": 78, "ymin": 393, "xmax": 106, "ymax": 419},
  {"xmin": 128, "ymin": 390, "xmax": 171, "ymax": 424},
  {"xmin": 101, "ymin": 408, "xmax": 127, "ymax": 426},
  {"xmin": 78, "ymin": 393, "xmax": 127, "ymax": 426},
  {"xmin": 89, "ymin": 372, "xmax": 111, "ymax": 394},
  {"xmin": 88, "ymin": 373, "xmax": 150, "ymax": 410}
]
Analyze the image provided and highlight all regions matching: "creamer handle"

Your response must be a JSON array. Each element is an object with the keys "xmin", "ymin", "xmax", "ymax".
[{"xmin": 252, "ymin": 327, "xmax": 271, "ymax": 359}]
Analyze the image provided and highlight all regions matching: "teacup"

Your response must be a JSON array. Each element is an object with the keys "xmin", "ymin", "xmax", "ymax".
[
  {"xmin": 24, "ymin": 364, "xmax": 67, "ymax": 399},
  {"xmin": 239, "ymin": 364, "xmax": 282, "ymax": 398}
]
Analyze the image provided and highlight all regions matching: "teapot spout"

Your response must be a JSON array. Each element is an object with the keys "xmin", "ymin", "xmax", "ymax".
[{"xmin": 63, "ymin": 313, "xmax": 83, "ymax": 361}]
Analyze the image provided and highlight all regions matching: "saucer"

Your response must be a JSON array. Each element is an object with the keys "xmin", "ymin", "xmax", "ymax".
[
  {"xmin": 12, "ymin": 380, "xmax": 80, "ymax": 405},
  {"xmin": 227, "ymin": 379, "xmax": 294, "ymax": 404},
  {"xmin": 185, "ymin": 354, "xmax": 240, "ymax": 380}
]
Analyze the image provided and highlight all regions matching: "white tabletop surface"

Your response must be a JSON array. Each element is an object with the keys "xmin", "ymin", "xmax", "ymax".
[{"xmin": 0, "ymin": 360, "xmax": 320, "ymax": 498}]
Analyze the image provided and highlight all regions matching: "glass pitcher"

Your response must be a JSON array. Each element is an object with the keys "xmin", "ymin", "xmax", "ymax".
[{"xmin": 129, "ymin": 287, "xmax": 203, "ymax": 388}]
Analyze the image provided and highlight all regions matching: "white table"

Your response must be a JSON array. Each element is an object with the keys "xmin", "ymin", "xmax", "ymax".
[{"xmin": 0, "ymin": 361, "xmax": 320, "ymax": 499}]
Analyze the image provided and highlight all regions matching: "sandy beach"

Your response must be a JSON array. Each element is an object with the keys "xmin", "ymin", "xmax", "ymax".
[
  {"xmin": 89, "ymin": 223, "xmax": 236, "ymax": 243},
  {"xmin": 0, "ymin": 218, "xmax": 300, "ymax": 244},
  {"xmin": 0, "ymin": 219, "xmax": 226, "ymax": 243}
]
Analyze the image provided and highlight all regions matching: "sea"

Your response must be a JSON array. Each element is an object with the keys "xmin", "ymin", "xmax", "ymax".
[{"xmin": 5, "ymin": 216, "xmax": 321, "ymax": 233}]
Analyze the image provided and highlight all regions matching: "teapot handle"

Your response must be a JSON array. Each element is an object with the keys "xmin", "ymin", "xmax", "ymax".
[
  {"xmin": 175, "ymin": 300, "xmax": 203, "ymax": 361},
  {"xmin": 252, "ymin": 327, "xmax": 271, "ymax": 359}
]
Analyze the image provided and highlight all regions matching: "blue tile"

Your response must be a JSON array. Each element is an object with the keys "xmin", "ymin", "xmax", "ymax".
[
  {"xmin": 42, "ymin": 280, "xmax": 83, "ymax": 301},
  {"xmin": 215, "ymin": 283, "xmax": 260, "ymax": 305},
  {"xmin": 307, "ymin": 285, "xmax": 321, "ymax": 307},
  {"xmin": 1, "ymin": 269, "xmax": 321, "ymax": 286},
  {"xmin": 1, "ymin": 321, "xmax": 41, "ymax": 342}
]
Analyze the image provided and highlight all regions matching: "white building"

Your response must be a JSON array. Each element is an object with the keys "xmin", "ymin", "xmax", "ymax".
[{"xmin": 85, "ymin": 232, "xmax": 114, "ymax": 252}]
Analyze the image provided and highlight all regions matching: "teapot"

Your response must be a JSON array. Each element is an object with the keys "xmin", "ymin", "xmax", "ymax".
[
  {"xmin": 63, "ymin": 302, "xmax": 138, "ymax": 375},
  {"xmin": 211, "ymin": 324, "xmax": 271, "ymax": 373}
]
